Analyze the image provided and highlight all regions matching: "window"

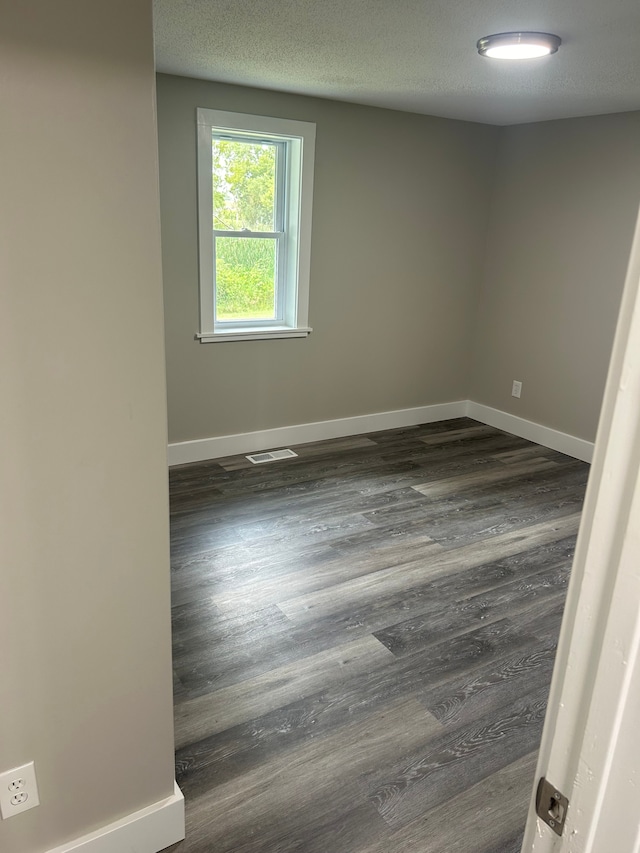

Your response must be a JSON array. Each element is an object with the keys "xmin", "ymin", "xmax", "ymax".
[{"xmin": 196, "ymin": 108, "xmax": 316, "ymax": 342}]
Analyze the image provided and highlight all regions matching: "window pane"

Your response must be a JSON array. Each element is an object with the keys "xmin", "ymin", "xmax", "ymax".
[
  {"xmin": 212, "ymin": 137, "xmax": 277, "ymax": 232},
  {"xmin": 215, "ymin": 237, "xmax": 277, "ymax": 322}
]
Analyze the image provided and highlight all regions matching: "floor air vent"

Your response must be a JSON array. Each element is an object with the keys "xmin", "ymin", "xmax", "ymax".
[{"xmin": 246, "ymin": 449, "xmax": 298, "ymax": 464}]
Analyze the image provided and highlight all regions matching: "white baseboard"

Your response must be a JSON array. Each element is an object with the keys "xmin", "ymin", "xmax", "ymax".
[
  {"xmin": 466, "ymin": 401, "xmax": 594, "ymax": 463},
  {"xmin": 167, "ymin": 400, "xmax": 594, "ymax": 466},
  {"xmin": 167, "ymin": 401, "xmax": 468, "ymax": 465},
  {"xmin": 46, "ymin": 782, "xmax": 184, "ymax": 853}
]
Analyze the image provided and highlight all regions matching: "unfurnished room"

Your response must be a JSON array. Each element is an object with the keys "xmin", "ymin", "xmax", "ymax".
[{"xmin": 4, "ymin": 2, "xmax": 640, "ymax": 853}]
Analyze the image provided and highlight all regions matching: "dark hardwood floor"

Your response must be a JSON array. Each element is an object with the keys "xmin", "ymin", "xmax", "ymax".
[{"xmin": 167, "ymin": 418, "xmax": 589, "ymax": 853}]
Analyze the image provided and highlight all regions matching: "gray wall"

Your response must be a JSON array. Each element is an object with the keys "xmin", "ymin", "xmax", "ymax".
[
  {"xmin": 0, "ymin": 2, "xmax": 176, "ymax": 852},
  {"xmin": 471, "ymin": 112, "xmax": 640, "ymax": 441},
  {"xmin": 157, "ymin": 74, "xmax": 499, "ymax": 444},
  {"xmin": 158, "ymin": 76, "xmax": 640, "ymax": 449}
]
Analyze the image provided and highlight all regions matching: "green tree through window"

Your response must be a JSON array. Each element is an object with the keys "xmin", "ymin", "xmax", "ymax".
[
  {"xmin": 197, "ymin": 108, "xmax": 315, "ymax": 342},
  {"xmin": 212, "ymin": 139, "xmax": 279, "ymax": 321}
]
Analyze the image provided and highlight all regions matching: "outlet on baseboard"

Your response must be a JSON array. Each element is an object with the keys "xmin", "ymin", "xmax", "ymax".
[
  {"xmin": 512, "ymin": 380, "xmax": 522, "ymax": 399},
  {"xmin": 0, "ymin": 762, "xmax": 40, "ymax": 819}
]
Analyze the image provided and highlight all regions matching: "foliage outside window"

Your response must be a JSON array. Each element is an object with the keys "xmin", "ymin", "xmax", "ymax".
[{"xmin": 196, "ymin": 109, "xmax": 316, "ymax": 342}]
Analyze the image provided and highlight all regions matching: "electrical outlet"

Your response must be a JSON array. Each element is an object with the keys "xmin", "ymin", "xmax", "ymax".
[
  {"xmin": 0, "ymin": 762, "xmax": 40, "ymax": 819},
  {"xmin": 512, "ymin": 380, "xmax": 522, "ymax": 399}
]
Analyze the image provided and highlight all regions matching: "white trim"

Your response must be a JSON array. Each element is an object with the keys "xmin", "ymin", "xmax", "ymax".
[
  {"xmin": 213, "ymin": 230, "xmax": 283, "ymax": 238},
  {"xmin": 196, "ymin": 108, "xmax": 315, "ymax": 341},
  {"xmin": 523, "ymin": 205, "xmax": 640, "ymax": 852},
  {"xmin": 45, "ymin": 783, "xmax": 184, "ymax": 853},
  {"xmin": 196, "ymin": 118, "xmax": 214, "ymax": 333},
  {"xmin": 197, "ymin": 325, "xmax": 312, "ymax": 343},
  {"xmin": 197, "ymin": 108, "xmax": 313, "ymax": 139},
  {"xmin": 168, "ymin": 400, "xmax": 594, "ymax": 467},
  {"xmin": 167, "ymin": 402, "xmax": 467, "ymax": 465},
  {"xmin": 466, "ymin": 401, "xmax": 594, "ymax": 463}
]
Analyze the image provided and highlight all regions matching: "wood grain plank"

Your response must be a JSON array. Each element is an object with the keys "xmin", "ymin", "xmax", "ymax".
[
  {"xmin": 210, "ymin": 538, "xmax": 444, "ymax": 616},
  {"xmin": 421, "ymin": 640, "xmax": 558, "ymax": 728},
  {"xmin": 277, "ymin": 513, "xmax": 581, "ymax": 624},
  {"xmin": 367, "ymin": 689, "xmax": 548, "ymax": 829},
  {"xmin": 360, "ymin": 751, "xmax": 537, "ymax": 853},
  {"xmin": 491, "ymin": 445, "xmax": 551, "ymax": 464},
  {"xmin": 167, "ymin": 419, "xmax": 589, "ymax": 852},
  {"xmin": 373, "ymin": 562, "xmax": 569, "ymax": 658},
  {"xmin": 411, "ymin": 456, "xmax": 559, "ymax": 497},
  {"xmin": 273, "ymin": 539, "xmax": 575, "ymax": 652},
  {"xmin": 176, "ymin": 625, "xmax": 543, "ymax": 797},
  {"xmin": 420, "ymin": 423, "xmax": 501, "ymax": 444},
  {"xmin": 182, "ymin": 697, "xmax": 440, "ymax": 853},
  {"xmin": 174, "ymin": 634, "xmax": 394, "ymax": 748}
]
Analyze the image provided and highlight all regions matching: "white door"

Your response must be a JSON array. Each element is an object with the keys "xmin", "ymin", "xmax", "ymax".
[{"xmin": 523, "ymin": 204, "xmax": 640, "ymax": 852}]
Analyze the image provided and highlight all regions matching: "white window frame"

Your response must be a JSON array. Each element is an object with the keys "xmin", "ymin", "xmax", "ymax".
[{"xmin": 196, "ymin": 108, "xmax": 316, "ymax": 343}]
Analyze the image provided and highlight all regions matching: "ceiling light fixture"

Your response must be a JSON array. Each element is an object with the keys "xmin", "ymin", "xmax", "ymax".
[{"xmin": 477, "ymin": 32, "xmax": 561, "ymax": 60}]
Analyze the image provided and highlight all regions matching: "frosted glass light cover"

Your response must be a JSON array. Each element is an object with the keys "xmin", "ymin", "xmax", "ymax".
[{"xmin": 477, "ymin": 32, "xmax": 561, "ymax": 60}]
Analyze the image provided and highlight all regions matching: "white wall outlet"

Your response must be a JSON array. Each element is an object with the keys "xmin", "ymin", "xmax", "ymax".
[
  {"xmin": 512, "ymin": 380, "xmax": 523, "ymax": 399},
  {"xmin": 0, "ymin": 762, "xmax": 40, "ymax": 819}
]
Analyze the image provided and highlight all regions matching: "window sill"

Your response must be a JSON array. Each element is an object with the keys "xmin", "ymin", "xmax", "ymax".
[{"xmin": 197, "ymin": 326, "xmax": 312, "ymax": 343}]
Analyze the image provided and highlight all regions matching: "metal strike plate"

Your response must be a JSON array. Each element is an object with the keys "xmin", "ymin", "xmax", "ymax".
[{"xmin": 536, "ymin": 777, "xmax": 569, "ymax": 837}]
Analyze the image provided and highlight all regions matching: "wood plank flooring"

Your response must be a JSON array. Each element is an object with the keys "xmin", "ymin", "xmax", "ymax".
[{"xmin": 167, "ymin": 418, "xmax": 589, "ymax": 853}]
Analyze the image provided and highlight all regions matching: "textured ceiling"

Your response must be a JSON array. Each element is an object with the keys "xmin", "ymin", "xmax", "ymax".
[{"xmin": 153, "ymin": 0, "xmax": 640, "ymax": 126}]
